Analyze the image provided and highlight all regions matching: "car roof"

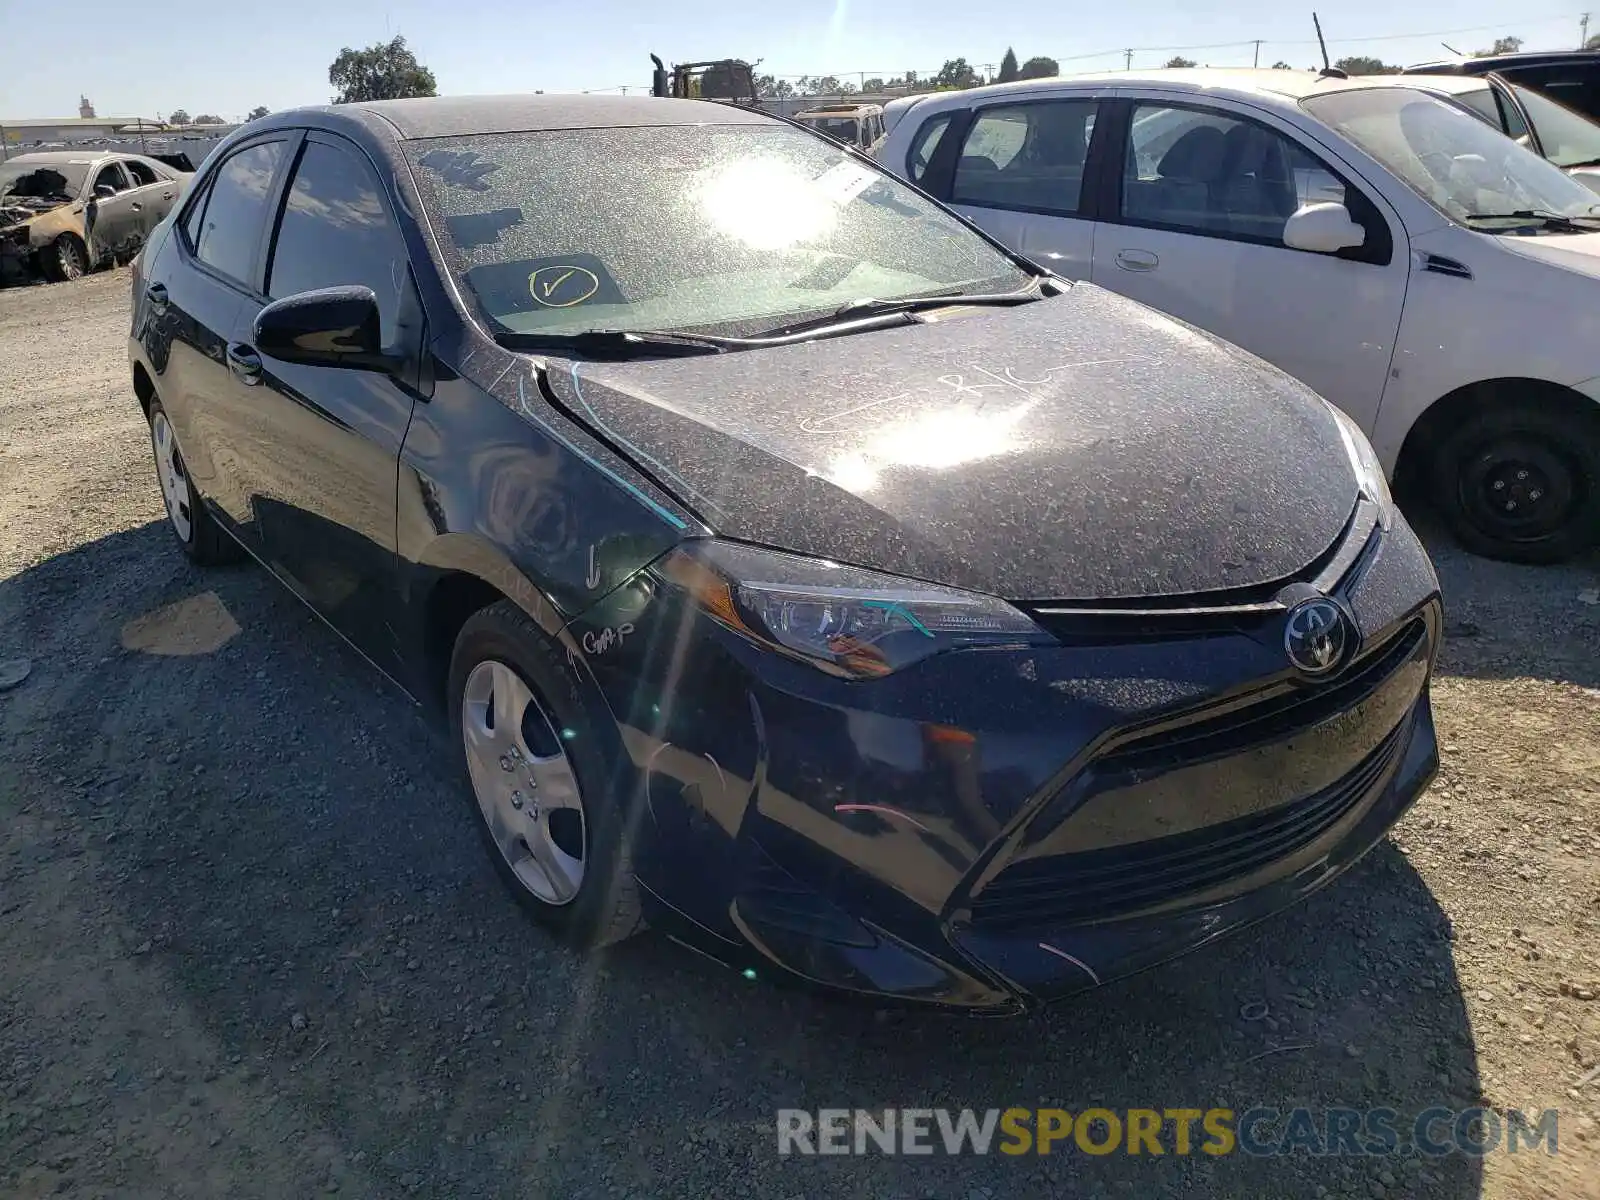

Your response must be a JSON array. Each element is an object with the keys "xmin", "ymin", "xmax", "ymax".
[
  {"xmin": 1, "ymin": 150, "xmax": 120, "ymax": 164},
  {"xmin": 1405, "ymin": 50, "xmax": 1600, "ymax": 73},
  {"xmin": 895, "ymin": 67, "xmax": 1506, "ymax": 112},
  {"xmin": 795, "ymin": 104, "xmax": 882, "ymax": 116},
  {"xmin": 316, "ymin": 93, "xmax": 776, "ymax": 139}
]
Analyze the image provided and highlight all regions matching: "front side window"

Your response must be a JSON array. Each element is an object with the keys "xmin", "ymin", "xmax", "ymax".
[
  {"xmin": 1122, "ymin": 104, "xmax": 1340, "ymax": 244},
  {"xmin": 193, "ymin": 140, "xmax": 287, "ymax": 285},
  {"xmin": 1496, "ymin": 65, "xmax": 1600, "ymax": 124},
  {"xmin": 92, "ymin": 163, "xmax": 129, "ymax": 194},
  {"xmin": 408, "ymin": 123, "xmax": 1028, "ymax": 337},
  {"xmin": 1304, "ymin": 88, "xmax": 1600, "ymax": 224},
  {"xmin": 952, "ymin": 101, "xmax": 1097, "ymax": 216},
  {"xmin": 267, "ymin": 140, "xmax": 407, "ymax": 343}
]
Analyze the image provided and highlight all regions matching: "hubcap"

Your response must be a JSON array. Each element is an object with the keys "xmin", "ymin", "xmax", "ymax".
[
  {"xmin": 461, "ymin": 660, "xmax": 586, "ymax": 906},
  {"xmin": 150, "ymin": 412, "xmax": 193, "ymax": 542},
  {"xmin": 1461, "ymin": 439, "xmax": 1576, "ymax": 543}
]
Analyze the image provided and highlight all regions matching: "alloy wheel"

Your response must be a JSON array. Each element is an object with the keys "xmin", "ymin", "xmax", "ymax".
[
  {"xmin": 461, "ymin": 660, "xmax": 587, "ymax": 906},
  {"xmin": 57, "ymin": 238, "xmax": 86, "ymax": 280}
]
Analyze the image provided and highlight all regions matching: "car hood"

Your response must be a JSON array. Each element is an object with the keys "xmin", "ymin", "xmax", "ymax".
[
  {"xmin": 1492, "ymin": 227, "xmax": 1600, "ymax": 277},
  {"xmin": 540, "ymin": 284, "xmax": 1358, "ymax": 601}
]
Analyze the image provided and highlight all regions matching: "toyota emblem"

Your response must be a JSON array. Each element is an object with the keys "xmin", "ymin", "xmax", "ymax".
[{"xmin": 1284, "ymin": 597, "xmax": 1348, "ymax": 676}]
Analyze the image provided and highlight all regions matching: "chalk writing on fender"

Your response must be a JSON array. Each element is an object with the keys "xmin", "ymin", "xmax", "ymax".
[{"xmin": 582, "ymin": 624, "xmax": 634, "ymax": 656}]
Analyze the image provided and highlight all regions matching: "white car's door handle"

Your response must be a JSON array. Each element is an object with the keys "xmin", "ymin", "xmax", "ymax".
[{"xmin": 1114, "ymin": 249, "xmax": 1160, "ymax": 272}]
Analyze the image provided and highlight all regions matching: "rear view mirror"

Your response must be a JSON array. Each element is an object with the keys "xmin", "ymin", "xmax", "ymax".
[
  {"xmin": 1283, "ymin": 202, "xmax": 1366, "ymax": 254},
  {"xmin": 253, "ymin": 285, "xmax": 397, "ymax": 373}
]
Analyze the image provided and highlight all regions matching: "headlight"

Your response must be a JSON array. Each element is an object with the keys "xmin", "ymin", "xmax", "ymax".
[
  {"xmin": 1325, "ymin": 401, "xmax": 1394, "ymax": 529},
  {"xmin": 654, "ymin": 540, "xmax": 1052, "ymax": 679}
]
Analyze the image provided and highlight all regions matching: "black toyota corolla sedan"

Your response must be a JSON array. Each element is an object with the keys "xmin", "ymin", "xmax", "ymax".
[{"xmin": 129, "ymin": 94, "xmax": 1442, "ymax": 1013}]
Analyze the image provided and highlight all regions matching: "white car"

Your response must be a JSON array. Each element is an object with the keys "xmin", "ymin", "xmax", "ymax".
[{"xmin": 875, "ymin": 68, "xmax": 1600, "ymax": 563}]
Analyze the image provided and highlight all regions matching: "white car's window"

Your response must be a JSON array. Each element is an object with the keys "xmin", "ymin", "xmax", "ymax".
[
  {"xmin": 1122, "ymin": 104, "xmax": 1344, "ymax": 244},
  {"xmin": 1511, "ymin": 82, "xmax": 1600, "ymax": 168},
  {"xmin": 124, "ymin": 158, "xmax": 160, "ymax": 187},
  {"xmin": 1304, "ymin": 88, "xmax": 1600, "ymax": 223},
  {"xmin": 93, "ymin": 162, "xmax": 130, "ymax": 194},
  {"xmin": 905, "ymin": 114, "xmax": 952, "ymax": 182},
  {"xmin": 410, "ymin": 123, "xmax": 1028, "ymax": 337},
  {"xmin": 951, "ymin": 101, "xmax": 1097, "ymax": 216}
]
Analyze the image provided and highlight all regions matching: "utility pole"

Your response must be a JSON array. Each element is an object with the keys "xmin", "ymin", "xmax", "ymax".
[
  {"xmin": 1253, "ymin": 40, "xmax": 1262, "ymax": 67},
  {"xmin": 1124, "ymin": 48, "xmax": 1134, "ymax": 70},
  {"xmin": 1582, "ymin": 12, "xmax": 1591, "ymax": 48}
]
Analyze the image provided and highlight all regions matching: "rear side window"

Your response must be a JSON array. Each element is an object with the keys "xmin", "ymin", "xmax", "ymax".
[
  {"xmin": 951, "ymin": 101, "xmax": 1098, "ymax": 216},
  {"xmin": 266, "ymin": 139, "xmax": 408, "ymax": 344},
  {"xmin": 905, "ymin": 114, "xmax": 952, "ymax": 182},
  {"xmin": 125, "ymin": 159, "xmax": 159, "ymax": 187},
  {"xmin": 193, "ymin": 141, "xmax": 286, "ymax": 286},
  {"xmin": 1496, "ymin": 65, "xmax": 1600, "ymax": 123}
]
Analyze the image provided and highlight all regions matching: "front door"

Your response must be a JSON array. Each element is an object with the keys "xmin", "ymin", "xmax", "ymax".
[
  {"xmin": 228, "ymin": 132, "xmax": 425, "ymax": 676},
  {"xmin": 941, "ymin": 94, "xmax": 1110, "ymax": 280},
  {"xmin": 1088, "ymin": 97, "xmax": 1410, "ymax": 432},
  {"xmin": 86, "ymin": 161, "xmax": 137, "ymax": 264}
]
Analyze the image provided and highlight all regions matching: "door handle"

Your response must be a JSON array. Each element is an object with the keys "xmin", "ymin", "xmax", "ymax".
[
  {"xmin": 131, "ymin": 201, "xmax": 143, "ymax": 211},
  {"xmin": 144, "ymin": 282, "xmax": 169, "ymax": 309},
  {"xmin": 161, "ymin": 192, "xmax": 173, "ymax": 200},
  {"xmin": 1114, "ymin": 249, "xmax": 1160, "ymax": 273},
  {"xmin": 226, "ymin": 343, "xmax": 263, "ymax": 385}
]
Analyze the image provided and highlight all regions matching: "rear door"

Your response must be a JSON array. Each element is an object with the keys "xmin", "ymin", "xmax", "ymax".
[
  {"xmin": 228, "ymin": 131, "xmax": 426, "ymax": 675},
  {"xmin": 120, "ymin": 156, "xmax": 181, "ymax": 234},
  {"xmin": 156, "ymin": 134, "xmax": 296, "ymax": 553},
  {"xmin": 1087, "ymin": 95, "xmax": 1410, "ymax": 431},
  {"xmin": 925, "ymin": 91, "xmax": 1113, "ymax": 278}
]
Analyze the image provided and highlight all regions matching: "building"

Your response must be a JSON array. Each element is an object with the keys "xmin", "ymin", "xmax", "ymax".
[{"xmin": 1, "ymin": 116, "xmax": 165, "ymax": 152}]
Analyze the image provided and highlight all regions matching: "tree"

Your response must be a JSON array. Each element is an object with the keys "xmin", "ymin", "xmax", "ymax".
[
  {"xmin": 193, "ymin": 114, "xmax": 225, "ymax": 125},
  {"xmin": 1474, "ymin": 36, "xmax": 1523, "ymax": 57},
  {"xmin": 1271, "ymin": 60, "xmax": 1293, "ymax": 69},
  {"xmin": 328, "ymin": 35, "xmax": 437, "ymax": 104},
  {"xmin": 1587, "ymin": 34, "xmax": 1600, "ymax": 49},
  {"xmin": 247, "ymin": 105, "xmax": 270, "ymax": 121},
  {"xmin": 1017, "ymin": 56, "xmax": 1059, "ymax": 80},
  {"xmin": 934, "ymin": 58, "xmax": 982, "ymax": 89},
  {"xmin": 754, "ymin": 74, "xmax": 796, "ymax": 99},
  {"xmin": 1164, "ymin": 56, "xmax": 1197, "ymax": 69},
  {"xmin": 1334, "ymin": 55, "xmax": 1399, "ymax": 75},
  {"xmin": 998, "ymin": 48, "xmax": 1020, "ymax": 83},
  {"xmin": 167, "ymin": 109, "xmax": 190, "ymax": 125},
  {"xmin": 862, "ymin": 77, "xmax": 885, "ymax": 92}
]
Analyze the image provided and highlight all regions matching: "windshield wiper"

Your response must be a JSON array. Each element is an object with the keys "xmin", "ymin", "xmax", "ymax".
[
  {"xmin": 491, "ymin": 328, "xmax": 735, "ymax": 358},
  {"xmin": 1463, "ymin": 209, "xmax": 1600, "ymax": 232},
  {"xmin": 756, "ymin": 281, "xmax": 1048, "ymax": 339}
]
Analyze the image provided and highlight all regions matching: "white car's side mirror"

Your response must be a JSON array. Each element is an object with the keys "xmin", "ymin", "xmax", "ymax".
[{"xmin": 1283, "ymin": 202, "xmax": 1367, "ymax": 254}]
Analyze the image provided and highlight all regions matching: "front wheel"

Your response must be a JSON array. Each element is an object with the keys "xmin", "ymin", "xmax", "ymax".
[
  {"xmin": 41, "ymin": 234, "xmax": 88, "ymax": 282},
  {"xmin": 1431, "ymin": 405, "xmax": 1600, "ymax": 564},
  {"xmin": 447, "ymin": 601, "xmax": 644, "ymax": 950}
]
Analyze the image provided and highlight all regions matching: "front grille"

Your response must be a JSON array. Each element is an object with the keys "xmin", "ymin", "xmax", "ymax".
[
  {"xmin": 968, "ymin": 718, "xmax": 1409, "ymax": 930},
  {"xmin": 1100, "ymin": 619, "xmax": 1425, "ymax": 776}
]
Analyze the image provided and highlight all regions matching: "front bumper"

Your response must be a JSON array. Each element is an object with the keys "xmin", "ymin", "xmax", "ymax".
[{"xmin": 573, "ymin": 511, "xmax": 1442, "ymax": 1013}]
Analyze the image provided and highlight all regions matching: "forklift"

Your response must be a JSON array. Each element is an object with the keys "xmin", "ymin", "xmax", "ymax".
[{"xmin": 649, "ymin": 54, "xmax": 760, "ymax": 106}]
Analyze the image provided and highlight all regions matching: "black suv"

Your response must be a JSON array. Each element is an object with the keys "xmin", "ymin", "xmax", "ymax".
[{"xmin": 1403, "ymin": 50, "xmax": 1600, "ymax": 122}]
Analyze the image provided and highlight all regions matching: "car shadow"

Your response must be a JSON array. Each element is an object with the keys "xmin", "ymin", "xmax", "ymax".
[{"xmin": 0, "ymin": 521, "xmax": 1485, "ymax": 1199}]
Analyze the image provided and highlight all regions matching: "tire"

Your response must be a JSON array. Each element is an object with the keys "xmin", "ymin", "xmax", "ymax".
[
  {"xmin": 447, "ymin": 600, "xmax": 644, "ymax": 950},
  {"xmin": 146, "ymin": 399, "xmax": 243, "ymax": 565},
  {"xmin": 1431, "ymin": 403, "xmax": 1600, "ymax": 565},
  {"xmin": 40, "ymin": 234, "xmax": 88, "ymax": 282}
]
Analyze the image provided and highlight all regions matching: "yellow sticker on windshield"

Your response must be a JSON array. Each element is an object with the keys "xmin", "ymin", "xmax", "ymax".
[{"xmin": 529, "ymin": 265, "xmax": 601, "ymax": 308}]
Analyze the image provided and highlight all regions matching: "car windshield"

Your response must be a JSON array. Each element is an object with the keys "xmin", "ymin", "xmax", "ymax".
[
  {"xmin": 1303, "ymin": 88, "xmax": 1600, "ymax": 225},
  {"xmin": 1510, "ymin": 80, "xmax": 1600, "ymax": 167},
  {"xmin": 406, "ymin": 123, "xmax": 1029, "ymax": 338},
  {"xmin": 0, "ymin": 161, "xmax": 88, "ymax": 201}
]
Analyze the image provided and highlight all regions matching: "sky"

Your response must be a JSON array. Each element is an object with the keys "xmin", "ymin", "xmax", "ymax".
[{"xmin": 0, "ymin": 0, "xmax": 1593, "ymax": 122}]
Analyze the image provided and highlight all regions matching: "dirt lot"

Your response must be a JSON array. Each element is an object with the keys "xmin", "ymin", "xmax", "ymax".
[{"xmin": 1, "ymin": 269, "xmax": 1597, "ymax": 1200}]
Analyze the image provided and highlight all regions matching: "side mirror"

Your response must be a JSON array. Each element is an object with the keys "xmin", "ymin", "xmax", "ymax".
[
  {"xmin": 95, "ymin": 184, "xmax": 116, "ymax": 198},
  {"xmin": 1283, "ymin": 202, "xmax": 1366, "ymax": 254},
  {"xmin": 253, "ymin": 285, "xmax": 396, "ymax": 372}
]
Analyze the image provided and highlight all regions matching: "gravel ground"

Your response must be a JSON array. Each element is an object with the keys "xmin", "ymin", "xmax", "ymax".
[{"xmin": 1, "ymin": 269, "xmax": 1597, "ymax": 1200}]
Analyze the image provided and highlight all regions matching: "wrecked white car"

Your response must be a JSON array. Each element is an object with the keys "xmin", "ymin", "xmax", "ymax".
[{"xmin": 1, "ymin": 151, "xmax": 191, "ymax": 284}]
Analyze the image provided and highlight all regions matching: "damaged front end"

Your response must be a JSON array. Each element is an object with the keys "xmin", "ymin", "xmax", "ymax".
[{"xmin": 0, "ymin": 196, "xmax": 82, "ymax": 286}]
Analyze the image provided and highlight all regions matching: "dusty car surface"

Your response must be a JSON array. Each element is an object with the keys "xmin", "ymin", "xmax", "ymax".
[
  {"xmin": 129, "ymin": 94, "xmax": 1443, "ymax": 1013},
  {"xmin": 1, "ymin": 151, "xmax": 190, "ymax": 284}
]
